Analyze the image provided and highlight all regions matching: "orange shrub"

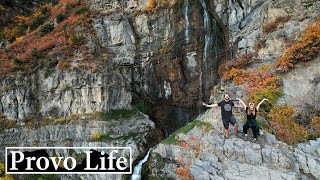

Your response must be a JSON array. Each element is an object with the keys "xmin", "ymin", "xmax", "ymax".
[
  {"xmin": 146, "ymin": 0, "xmax": 175, "ymax": 11},
  {"xmin": 176, "ymin": 165, "xmax": 191, "ymax": 180},
  {"xmin": 218, "ymin": 53, "xmax": 256, "ymax": 77},
  {"xmin": 269, "ymin": 106, "xmax": 308, "ymax": 144},
  {"xmin": 276, "ymin": 17, "xmax": 320, "ymax": 71}
]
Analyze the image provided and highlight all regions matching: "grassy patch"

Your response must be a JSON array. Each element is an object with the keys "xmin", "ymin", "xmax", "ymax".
[
  {"xmin": 0, "ymin": 119, "xmax": 17, "ymax": 133},
  {"xmin": 97, "ymin": 109, "xmax": 138, "ymax": 121},
  {"xmin": 39, "ymin": 117, "xmax": 54, "ymax": 127},
  {"xmin": 199, "ymin": 122, "xmax": 213, "ymax": 133},
  {"xmin": 3, "ymin": 85, "xmax": 14, "ymax": 91},
  {"xmin": 162, "ymin": 120, "xmax": 204, "ymax": 144},
  {"xmin": 93, "ymin": 131, "xmax": 141, "ymax": 143},
  {"xmin": 26, "ymin": 174, "xmax": 58, "ymax": 180}
]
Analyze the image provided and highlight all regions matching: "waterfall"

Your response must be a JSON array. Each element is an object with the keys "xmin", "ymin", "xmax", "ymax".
[
  {"xmin": 131, "ymin": 148, "xmax": 153, "ymax": 180},
  {"xmin": 200, "ymin": 0, "xmax": 213, "ymax": 65},
  {"xmin": 198, "ymin": 0, "xmax": 214, "ymax": 114},
  {"xmin": 184, "ymin": 0, "xmax": 190, "ymax": 44}
]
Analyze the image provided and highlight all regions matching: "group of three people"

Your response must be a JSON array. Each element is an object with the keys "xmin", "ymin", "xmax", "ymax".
[{"xmin": 203, "ymin": 93, "xmax": 268, "ymax": 141}]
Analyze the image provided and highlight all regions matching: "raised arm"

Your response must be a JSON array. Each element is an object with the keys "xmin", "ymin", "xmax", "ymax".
[
  {"xmin": 236, "ymin": 98, "xmax": 246, "ymax": 109},
  {"xmin": 256, "ymin": 98, "xmax": 268, "ymax": 111},
  {"xmin": 202, "ymin": 102, "xmax": 218, "ymax": 108}
]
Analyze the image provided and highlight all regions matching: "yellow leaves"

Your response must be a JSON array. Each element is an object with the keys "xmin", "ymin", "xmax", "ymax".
[
  {"xmin": 145, "ymin": 0, "xmax": 175, "ymax": 11},
  {"xmin": 260, "ymin": 64, "xmax": 270, "ymax": 72},
  {"xmin": 3, "ymin": 26, "xmax": 20, "ymax": 41},
  {"xmin": 0, "ymin": 162, "xmax": 14, "ymax": 180},
  {"xmin": 15, "ymin": 15, "xmax": 32, "ymax": 25}
]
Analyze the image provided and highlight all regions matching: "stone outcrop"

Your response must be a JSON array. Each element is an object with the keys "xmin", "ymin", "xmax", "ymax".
[
  {"xmin": 278, "ymin": 57, "xmax": 320, "ymax": 117},
  {"xmin": 0, "ymin": 70, "xmax": 131, "ymax": 120},
  {"xmin": 146, "ymin": 109, "xmax": 320, "ymax": 179},
  {"xmin": 0, "ymin": 113, "xmax": 160, "ymax": 180}
]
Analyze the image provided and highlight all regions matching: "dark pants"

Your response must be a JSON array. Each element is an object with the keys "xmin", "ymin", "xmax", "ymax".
[
  {"xmin": 243, "ymin": 119, "xmax": 258, "ymax": 138},
  {"xmin": 222, "ymin": 116, "xmax": 237, "ymax": 129}
]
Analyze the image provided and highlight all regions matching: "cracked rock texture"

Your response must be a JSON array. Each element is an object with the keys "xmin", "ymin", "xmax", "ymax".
[{"xmin": 147, "ymin": 109, "xmax": 320, "ymax": 180}]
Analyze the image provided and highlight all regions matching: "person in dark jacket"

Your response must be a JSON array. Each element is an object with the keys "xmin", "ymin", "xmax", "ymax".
[{"xmin": 237, "ymin": 98, "xmax": 268, "ymax": 141}]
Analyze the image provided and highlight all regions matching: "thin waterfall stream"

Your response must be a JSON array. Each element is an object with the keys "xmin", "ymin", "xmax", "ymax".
[
  {"xmin": 130, "ymin": 148, "xmax": 154, "ymax": 180},
  {"xmin": 184, "ymin": 0, "xmax": 190, "ymax": 44}
]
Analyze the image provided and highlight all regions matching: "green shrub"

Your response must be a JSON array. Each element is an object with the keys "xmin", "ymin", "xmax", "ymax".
[
  {"xmin": 44, "ymin": 58, "xmax": 58, "ymax": 78},
  {"xmin": 30, "ymin": 14, "xmax": 50, "ymax": 30},
  {"xmin": 76, "ymin": 7, "xmax": 88, "ymax": 15},
  {"xmin": 31, "ymin": 47, "xmax": 44, "ymax": 59},
  {"xmin": 91, "ymin": 131, "xmax": 101, "ymax": 141},
  {"xmin": 63, "ymin": 23, "xmax": 69, "ymax": 38},
  {"xmin": 71, "ymin": 30, "xmax": 83, "ymax": 45},
  {"xmin": 40, "ymin": 23, "xmax": 54, "ymax": 36},
  {"xmin": 56, "ymin": 13, "xmax": 66, "ymax": 23},
  {"xmin": 13, "ymin": 57, "xmax": 22, "ymax": 65}
]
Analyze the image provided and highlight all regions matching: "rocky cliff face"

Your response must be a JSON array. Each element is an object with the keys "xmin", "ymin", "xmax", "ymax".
[
  {"xmin": 0, "ymin": 70, "xmax": 131, "ymax": 119},
  {"xmin": 90, "ymin": 0, "xmax": 227, "ymax": 131},
  {"xmin": 146, "ymin": 109, "xmax": 320, "ymax": 179},
  {"xmin": 0, "ymin": 0, "xmax": 227, "ymax": 132}
]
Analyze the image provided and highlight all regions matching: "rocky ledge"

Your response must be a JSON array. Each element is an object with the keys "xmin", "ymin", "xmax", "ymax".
[
  {"xmin": 145, "ymin": 109, "xmax": 320, "ymax": 180},
  {"xmin": 0, "ymin": 112, "xmax": 161, "ymax": 180}
]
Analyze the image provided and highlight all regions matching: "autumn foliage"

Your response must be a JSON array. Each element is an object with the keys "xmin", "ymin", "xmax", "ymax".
[
  {"xmin": 276, "ymin": 17, "xmax": 320, "ymax": 71},
  {"xmin": 146, "ymin": 0, "xmax": 175, "ymax": 11},
  {"xmin": 269, "ymin": 106, "xmax": 308, "ymax": 144},
  {"xmin": 0, "ymin": 0, "xmax": 93, "ymax": 77},
  {"xmin": 308, "ymin": 116, "xmax": 320, "ymax": 139}
]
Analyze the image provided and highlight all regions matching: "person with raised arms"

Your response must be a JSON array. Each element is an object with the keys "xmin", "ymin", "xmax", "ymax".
[
  {"xmin": 203, "ymin": 93, "xmax": 242, "ymax": 138},
  {"xmin": 237, "ymin": 98, "xmax": 268, "ymax": 142}
]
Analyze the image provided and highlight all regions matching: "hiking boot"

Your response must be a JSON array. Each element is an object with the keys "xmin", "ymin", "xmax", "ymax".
[{"xmin": 244, "ymin": 134, "xmax": 248, "ymax": 140}]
